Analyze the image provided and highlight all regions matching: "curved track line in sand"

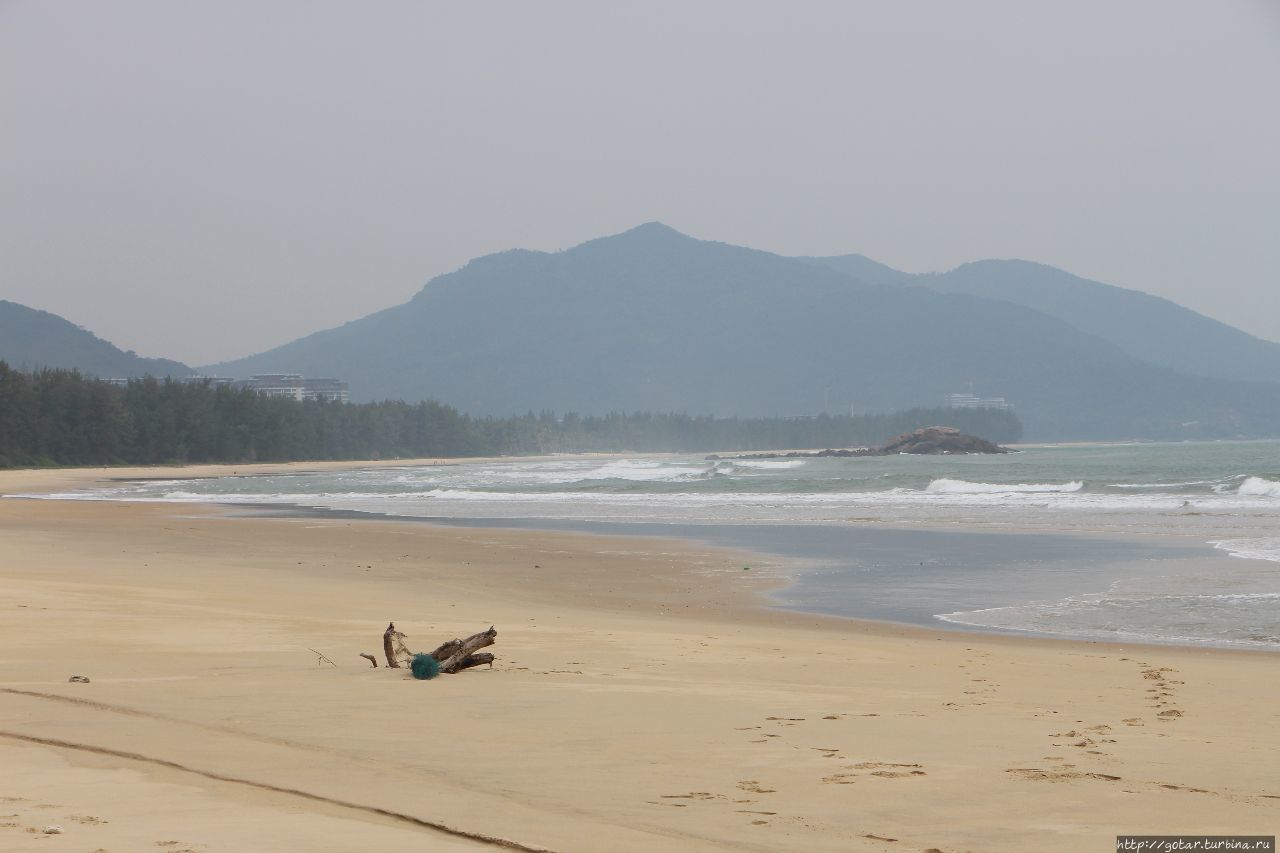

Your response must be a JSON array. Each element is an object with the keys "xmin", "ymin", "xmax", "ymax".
[
  {"xmin": 2, "ymin": 687, "xmax": 343, "ymax": 752},
  {"xmin": 0, "ymin": 730, "xmax": 555, "ymax": 853}
]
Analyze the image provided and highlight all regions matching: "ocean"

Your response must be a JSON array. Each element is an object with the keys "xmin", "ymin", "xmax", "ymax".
[{"xmin": 21, "ymin": 440, "xmax": 1280, "ymax": 649}]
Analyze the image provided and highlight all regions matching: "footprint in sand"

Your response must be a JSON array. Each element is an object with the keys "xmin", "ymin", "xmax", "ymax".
[
  {"xmin": 1138, "ymin": 665, "xmax": 1185, "ymax": 718},
  {"xmin": 824, "ymin": 762, "xmax": 927, "ymax": 784},
  {"xmin": 1159, "ymin": 783, "xmax": 1210, "ymax": 793},
  {"xmin": 1006, "ymin": 767, "xmax": 1120, "ymax": 783},
  {"xmin": 660, "ymin": 792, "xmax": 724, "ymax": 801},
  {"xmin": 823, "ymin": 772, "xmax": 858, "ymax": 784}
]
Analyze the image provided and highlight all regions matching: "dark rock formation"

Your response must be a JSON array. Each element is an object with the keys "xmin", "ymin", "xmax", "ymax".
[{"xmin": 877, "ymin": 426, "xmax": 1009, "ymax": 455}]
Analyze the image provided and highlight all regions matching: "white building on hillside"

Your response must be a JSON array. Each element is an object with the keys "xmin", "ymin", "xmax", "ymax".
[
  {"xmin": 945, "ymin": 392, "xmax": 1013, "ymax": 411},
  {"xmin": 237, "ymin": 374, "xmax": 349, "ymax": 403}
]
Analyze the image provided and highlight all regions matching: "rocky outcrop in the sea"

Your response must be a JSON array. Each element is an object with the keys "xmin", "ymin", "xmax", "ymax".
[
  {"xmin": 877, "ymin": 425, "xmax": 1009, "ymax": 455},
  {"xmin": 708, "ymin": 426, "xmax": 1011, "ymax": 460}
]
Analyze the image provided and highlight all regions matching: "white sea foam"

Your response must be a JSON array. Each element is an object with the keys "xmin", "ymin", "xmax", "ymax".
[
  {"xmin": 576, "ymin": 460, "xmax": 709, "ymax": 481},
  {"xmin": 1211, "ymin": 538, "xmax": 1280, "ymax": 564},
  {"xmin": 731, "ymin": 459, "xmax": 806, "ymax": 470},
  {"xmin": 1110, "ymin": 480, "xmax": 1220, "ymax": 489},
  {"xmin": 938, "ymin": 591, "xmax": 1280, "ymax": 648},
  {"xmin": 1238, "ymin": 477, "xmax": 1280, "ymax": 498},
  {"xmin": 925, "ymin": 479, "xmax": 1084, "ymax": 495}
]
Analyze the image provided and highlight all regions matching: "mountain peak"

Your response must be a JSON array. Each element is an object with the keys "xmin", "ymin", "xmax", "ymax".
[
  {"xmin": 618, "ymin": 221, "xmax": 690, "ymax": 239},
  {"xmin": 578, "ymin": 221, "xmax": 696, "ymax": 250}
]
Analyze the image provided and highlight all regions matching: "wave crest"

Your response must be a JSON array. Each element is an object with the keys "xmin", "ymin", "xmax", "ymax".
[
  {"xmin": 925, "ymin": 478, "xmax": 1084, "ymax": 495},
  {"xmin": 1238, "ymin": 477, "xmax": 1280, "ymax": 498}
]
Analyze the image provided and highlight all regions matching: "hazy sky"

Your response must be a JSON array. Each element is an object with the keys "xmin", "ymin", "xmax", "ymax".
[{"xmin": 3, "ymin": 1, "xmax": 1278, "ymax": 365}]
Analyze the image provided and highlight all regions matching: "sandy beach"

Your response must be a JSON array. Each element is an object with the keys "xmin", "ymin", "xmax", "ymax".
[{"xmin": 2, "ymin": 462, "xmax": 1278, "ymax": 852}]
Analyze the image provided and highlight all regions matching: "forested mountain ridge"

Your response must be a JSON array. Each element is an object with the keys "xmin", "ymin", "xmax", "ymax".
[
  {"xmin": 0, "ymin": 299, "xmax": 192, "ymax": 379},
  {"xmin": 207, "ymin": 223, "xmax": 1280, "ymax": 441}
]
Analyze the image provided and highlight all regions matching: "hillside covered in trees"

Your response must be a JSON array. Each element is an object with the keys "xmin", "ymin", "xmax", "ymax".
[
  {"xmin": 0, "ymin": 363, "xmax": 1021, "ymax": 468},
  {"xmin": 0, "ymin": 299, "xmax": 192, "ymax": 379}
]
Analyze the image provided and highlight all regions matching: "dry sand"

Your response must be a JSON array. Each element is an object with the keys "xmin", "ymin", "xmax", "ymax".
[{"xmin": 1, "ymin": 462, "xmax": 1278, "ymax": 852}]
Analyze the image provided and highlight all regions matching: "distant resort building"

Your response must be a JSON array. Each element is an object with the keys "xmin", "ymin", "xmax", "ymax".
[
  {"xmin": 945, "ymin": 392, "xmax": 1013, "ymax": 411},
  {"xmin": 186, "ymin": 376, "xmax": 235, "ymax": 389},
  {"xmin": 105, "ymin": 375, "xmax": 234, "ymax": 388},
  {"xmin": 100, "ymin": 373, "xmax": 348, "ymax": 402},
  {"xmin": 236, "ymin": 374, "xmax": 349, "ymax": 403}
]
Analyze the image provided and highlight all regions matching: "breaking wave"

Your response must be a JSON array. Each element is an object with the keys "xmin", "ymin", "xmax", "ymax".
[
  {"xmin": 730, "ymin": 459, "xmax": 807, "ymax": 470},
  {"xmin": 1238, "ymin": 477, "xmax": 1280, "ymax": 498},
  {"xmin": 575, "ymin": 460, "xmax": 709, "ymax": 481},
  {"xmin": 925, "ymin": 479, "xmax": 1084, "ymax": 495}
]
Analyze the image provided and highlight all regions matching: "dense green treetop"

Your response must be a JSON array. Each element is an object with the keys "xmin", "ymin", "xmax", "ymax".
[{"xmin": 0, "ymin": 363, "xmax": 1020, "ymax": 468}]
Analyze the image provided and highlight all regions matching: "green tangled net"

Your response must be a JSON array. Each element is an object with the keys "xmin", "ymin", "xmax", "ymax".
[{"xmin": 410, "ymin": 653, "xmax": 441, "ymax": 680}]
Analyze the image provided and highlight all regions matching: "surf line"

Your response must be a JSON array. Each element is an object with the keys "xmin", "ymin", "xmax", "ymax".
[{"xmin": 0, "ymin": 729, "xmax": 556, "ymax": 852}]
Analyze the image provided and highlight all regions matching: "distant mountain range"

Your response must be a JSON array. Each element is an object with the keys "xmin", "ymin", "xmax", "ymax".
[
  {"xmin": 805, "ymin": 255, "xmax": 1280, "ymax": 384},
  {"xmin": 202, "ymin": 223, "xmax": 1280, "ymax": 440},
  {"xmin": 0, "ymin": 300, "xmax": 192, "ymax": 379},
  {"xmin": 5, "ymin": 225, "xmax": 1277, "ymax": 441}
]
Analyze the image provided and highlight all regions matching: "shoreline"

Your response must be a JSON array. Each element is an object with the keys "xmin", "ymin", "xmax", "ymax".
[
  {"xmin": 3, "ymin": 463, "xmax": 1280, "ymax": 850},
  {"xmin": 5, "ymin": 457, "xmax": 1276, "ymax": 656},
  {"xmin": 234, "ymin": 502, "xmax": 1280, "ymax": 657}
]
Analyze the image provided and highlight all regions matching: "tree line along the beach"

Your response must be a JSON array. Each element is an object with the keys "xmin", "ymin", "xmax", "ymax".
[{"xmin": 0, "ymin": 362, "xmax": 1022, "ymax": 467}]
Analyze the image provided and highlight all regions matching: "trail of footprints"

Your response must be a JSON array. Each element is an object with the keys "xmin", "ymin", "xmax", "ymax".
[
  {"xmin": 653, "ymin": 710, "xmax": 929, "ymax": 837},
  {"xmin": 1138, "ymin": 661, "xmax": 1186, "ymax": 720},
  {"xmin": 1006, "ymin": 659, "xmax": 1206, "ymax": 796},
  {"xmin": 944, "ymin": 647, "xmax": 1001, "ymax": 711}
]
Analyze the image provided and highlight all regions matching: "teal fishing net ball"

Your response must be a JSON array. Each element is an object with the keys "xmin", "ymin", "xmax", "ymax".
[{"xmin": 411, "ymin": 654, "xmax": 441, "ymax": 680}]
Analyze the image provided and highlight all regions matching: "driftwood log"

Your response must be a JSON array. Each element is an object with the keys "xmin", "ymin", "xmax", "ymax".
[
  {"xmin": 380, "ymin": 623, "xmax": 497, "ymax": 674},
  {"xmin": 429, "ymin": 626, "xmax": 497, "ymax": 674}
]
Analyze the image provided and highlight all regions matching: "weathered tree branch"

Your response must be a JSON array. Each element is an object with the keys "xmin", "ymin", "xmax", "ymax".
[
  {"xmin": 449, "ymin": 652, "xmax": 495, "ymax": 672},
  {"xmin": 383, "ymin": 621, "xmax": 411, "ymax": 668},
  {"xmin": 308, "ymin": 647, "xmax": 337, "ymax": 667},
  {"xmin": 436, "ymin": 626, "xmax": 498, "ymax": 674},
  {"xmin": 359, "ymin": 653, "xmax": 378, "ymax": 668}
]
